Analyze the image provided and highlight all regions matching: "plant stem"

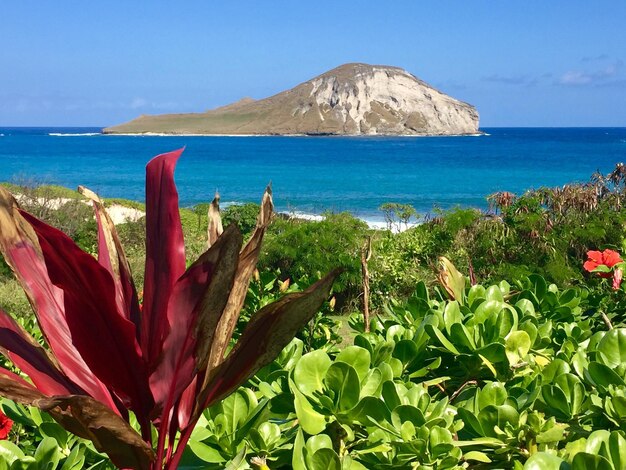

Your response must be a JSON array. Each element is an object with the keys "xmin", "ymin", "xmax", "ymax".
[{"xmin": 450, "ymin": 380, "xmax": 477, "ymax": 402}]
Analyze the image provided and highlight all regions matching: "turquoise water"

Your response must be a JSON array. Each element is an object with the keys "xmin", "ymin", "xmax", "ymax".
[{"xmin": 1, "ymin": 127, "xmax": 625, "ymax": 221}]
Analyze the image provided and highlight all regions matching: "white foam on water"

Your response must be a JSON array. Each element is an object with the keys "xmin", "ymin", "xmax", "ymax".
[
  {"xmin": 49, "ymin": 133, "xmax": 101, "ymax": 137},
  {"xmin": 107, "ymin": 132, "xmax": 285, "ymax": 137},
  {"xmin": 278, "ymin": 210, "xmax": 418, "ymax": 233}
]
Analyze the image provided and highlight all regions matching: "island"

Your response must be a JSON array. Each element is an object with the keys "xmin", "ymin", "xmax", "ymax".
[{"xmin": 104, "ymin": 63, "xmax": 480, "ymax": 136}]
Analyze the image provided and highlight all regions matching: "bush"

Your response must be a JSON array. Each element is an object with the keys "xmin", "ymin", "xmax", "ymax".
[{"xmin": 260, "ymin": 213, "xmax": 369, "ymax": 309}]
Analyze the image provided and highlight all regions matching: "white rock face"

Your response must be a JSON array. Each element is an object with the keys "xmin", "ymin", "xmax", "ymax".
[{"xmin": 299, "ymin": 64, "xmax": 479, "ymax": 135}]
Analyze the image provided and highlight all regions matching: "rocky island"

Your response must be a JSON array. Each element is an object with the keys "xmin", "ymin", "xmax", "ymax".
[{"xmin": 104, "ymin": 63, "xmax": 479, "ymax": 136}]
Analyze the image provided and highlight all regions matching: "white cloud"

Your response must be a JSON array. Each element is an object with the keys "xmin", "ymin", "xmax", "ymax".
[
  {"xmin": 557, "ymin": 58, "xmax": 623, "ymax": 87},
  {"xmin": 130, "ymin": 97, "xmax": 149, "ymax": 109}
]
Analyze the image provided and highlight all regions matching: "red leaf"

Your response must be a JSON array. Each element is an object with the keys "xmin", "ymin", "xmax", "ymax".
[
  {"xmin": 207, "ymin": 186, "xmax": 273, "ymax": 370},
  {"xmin": 79, "ymin": 186, "xmax": 141, "ymax": 330},
  {"xmin": 150, "ymin": 225, "xmax": 241, "ymax": 418},
  {"xmin": 142, "ymin": 148, "xmax": 187, "ymax": 369},
  {"xmin": 194, "ymin": 269, "xmax": 340, "ymax": 420},
  {"xmin": 21, "ymin": 211, "xmax": 153, "ymax": 417},
  {"xmin": 0, "ymin": 308, "xmax": 80, "ymax": 396},
  {"xmin": 38, "ymin": 396, "xmax": 155, "ymax": 470},
  {"xmin": 0, "ymin": 375, "xmax": 154, "ymax": 470},
  {"xmin": 0, "ymin": 188, "xmax": 117, "ymax": 410}
]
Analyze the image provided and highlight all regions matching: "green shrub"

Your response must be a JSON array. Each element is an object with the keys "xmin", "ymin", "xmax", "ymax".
[{"xmin": 260, "ymin": 213, "xmax": 369, "ymax": 309}]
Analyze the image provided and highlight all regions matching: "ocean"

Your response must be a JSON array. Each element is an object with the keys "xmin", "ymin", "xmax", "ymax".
[{"xmin": 1, "ymin": 127, "xmax": 625, "ymax": 223}]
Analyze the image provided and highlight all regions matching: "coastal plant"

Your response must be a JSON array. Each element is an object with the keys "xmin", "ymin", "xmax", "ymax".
[{"xmin": 0, "ymin": 148, "xmax": 339, "ymax": 469}]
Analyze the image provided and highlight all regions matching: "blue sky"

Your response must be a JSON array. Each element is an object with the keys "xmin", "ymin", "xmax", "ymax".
[{"xmin": 1, "ymin": 1, "xmax": 625, "ymax": 127}]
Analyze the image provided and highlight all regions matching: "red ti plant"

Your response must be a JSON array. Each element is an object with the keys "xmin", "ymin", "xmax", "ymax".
[{"xmin": 0, "ymin": 148, "xmax": 339, "ymax": 469}]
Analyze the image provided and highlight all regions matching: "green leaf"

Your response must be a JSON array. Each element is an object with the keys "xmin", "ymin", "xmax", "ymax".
[
  {"xmin": 478, "ymin": 353, "xmax": 497, "ymax": 377},
  {"xmin": 34, "ymin": 437, "xmax": 61, "ymax": 470},
  {"xmin": 449, "ymin": 323, "xmax": 476, "ymax": 351},
  {"xmin": 292, "ymin": 429, "xmax": 307, "ymax": 470},
  {"xmin": 585, "ymin": 430, "xmax": 611, "ymax": 454},
  {"xmin": 324, "ymin": 362, "xmax": 361, "ymax": 413},
  {"xmin": 39, "ymin": 422, "xmax": 69, "ymax": 449},
  {"xmin": 59, "ymin": 445, "xmax": 85, "ymax": 470},
  {"xmin": 388, "ymin": 358, "xmax": 404, "ymax": 378},
  {"xmin": 391, "ymin": 404, "xmax": 426, "ymax": 429},
  {"xmin": 335, "ymin": 346, "xmax": 371, "ymax": 383},
  {"xmin": 468, "ymin": 285, "xmax": 486, "ymax": 305},
  {"xmin": 485, "ymin": 285, "xmax": 504, "ymax": 302},
  {"xmin": 541, "ymin": 384, "xmax": 570, "ymax": 419},
  {"xmin": 505, "ymin": 330, "xmax": 531, "ymax": 364},
  {"xmin": 588, "ymin": 362, "xmax": 626, "ymax": 388},
  {"xmin": 543, "ymin": 359, "xmax": 571, "ymax": 383},
  {"xmin": 555, "ymin": 374, "xmax": 584, "ymax": 416},
  {"xmin": 429, "ymin": 425, "xmax": 453, "ymax": 455},
  {"xmin": 306, "ymin": 434, "xmax": 333, "ymax": 454},
  {"xmin": 536, "ymin": 425, "xmax": 566, "ymax": 444},
  {"xmin": 474, "ymin": 300, "xmax": 506, "ymax": 324},
  {"xmin": 218, "ymin": 390, "xmax": 254, "ymax": 436},
  {"xmin": 392, "ymin": 340, "xmax": 420, "ymax": 367},
  {"xmin": 425, "ymin": 324, "xmax": 460, "ymax": 355},
  {"xmin": 464, "ymin": 450, "xmax": 492, "ymax": 463},
  {"xmin": 477, "ymin": 342, "xmax": 507, "ymax": 363},
  {"xmin": 478, "ymin": 405, "xmax": 519, "ymax": 438},
  {"xmin": 0, "ymin": 442, "xmax": 25, "ymax": 464},
  {"xmin": 597, "ymin": 329, "xmax": 626, "ymax": 369},
  {"xmin": 188, "ymin": 441, "xmax": 226, "ymax": 463},
  {"xmin": 524, "ymin": 452, "xmax": 569, "ymax": 470},
  {"xmin": 294, "ymin": 350, "xmax": 332, "ymax": 396},
  {"xmin": 360, "ymin": 368, "xmax": 383, "ymax": 398},
  {"xmin": 381, "ymin": 381, "xmax": 401, "ymax": 411},
  {"xmin": 443, "ymin": 301, "xmax": 462, "ymax": 334},
  {"xmin": 516, "ymin": 299, "xmax": 536, "ymax": 316},
  {"xmin": 608, "ymin": 431, "xmax": 626, "ymax": 470},
  {"xmin": 477, "ymin": 382, "xmax": 507, "ymax": 409},
  {"xmin": 528, "ymin": 274, "xmax": 547, "ymax": 301},
  {"xmin": 310, "ymin": 448, "xmax": 341, "ymax": 470},
  {"xmin": 571, "ymin": 453, "xmax": 613, "ymax": 470},
  {"xmin": 290, "ymin": 378, "xmax": 327, "ymax": 435},
  {"xmin": 249, "ymin": 422, "xmax": 281, "ymax": 451},
  {"xmin": 456, "ymin": 408, "xmax": 484, "ymax": 437},
  {"xmin": 347, "ymin": 397, "xmax": 391, "ymax": 425}
]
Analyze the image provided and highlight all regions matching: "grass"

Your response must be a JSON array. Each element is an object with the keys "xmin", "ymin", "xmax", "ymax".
[
  {"xmin": 0, "ymin": 182, "xmax": 83, "ymax": 200},
  {"xmin": 0, "ymin": 280, "xmax": 32, "ymax": 319}
]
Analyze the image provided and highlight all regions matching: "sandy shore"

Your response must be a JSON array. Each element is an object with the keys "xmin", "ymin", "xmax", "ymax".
[
  {"xmin": 14, "ymin": 195, "xmax": 145, "ymax": 225},
  {"xmin": 14, "ymin": 194, "xmax": 415, "ymax": 232}
]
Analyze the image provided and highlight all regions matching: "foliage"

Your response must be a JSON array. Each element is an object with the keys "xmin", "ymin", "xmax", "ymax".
[
  {"xmin": 260, "ymin": 213, "xmax": 369, "ymax": 309},
  {"xmin": 174, "ymin": 266, "xmax": 626, "ymax": 469},
  {"xmin": 223, "ymin": 203, "xmax": 263, "ymax": 237},
  {"xmin": 379, "ymin": 202, "xmax": 418, "ymax": 232},
  {"xmin": 0, "ymin": 149, "xmax": 338, "ymax": 469},
  {"xmin": 0, "ymin": 398, "xmax": 115, "ymax": 469}
]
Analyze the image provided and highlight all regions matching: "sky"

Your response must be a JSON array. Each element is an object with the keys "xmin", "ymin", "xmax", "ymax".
[{"xmin": 1, "ymin": 1, "xmax": 625, "ymax": 127}]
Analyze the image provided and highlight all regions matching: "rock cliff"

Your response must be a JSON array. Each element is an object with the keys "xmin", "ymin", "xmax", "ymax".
[{"xmin": 104, "ymin": 63, "xmax": 479, "ymax": 136}]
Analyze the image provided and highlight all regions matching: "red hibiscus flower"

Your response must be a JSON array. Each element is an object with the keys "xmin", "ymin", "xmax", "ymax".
[
  {"xmin": 0, "ymin": 410, "xmax": 13, "ymax": 440},
  {"xmin": 584, "ymin": 249, "xmax": 623, "ymax": 278}
]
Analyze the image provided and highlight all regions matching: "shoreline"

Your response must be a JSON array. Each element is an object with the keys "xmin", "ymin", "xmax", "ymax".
[
  {"xmin": 9, "ymin": 189, "xmax": 417, "ymax": 232},
  {"xmin": 13, "ymin": 193, "xmax": 414, "ymax": 233},
  {"xmin": 52, "ymin": 131, "xmax": 487, "ymax": 138}
]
